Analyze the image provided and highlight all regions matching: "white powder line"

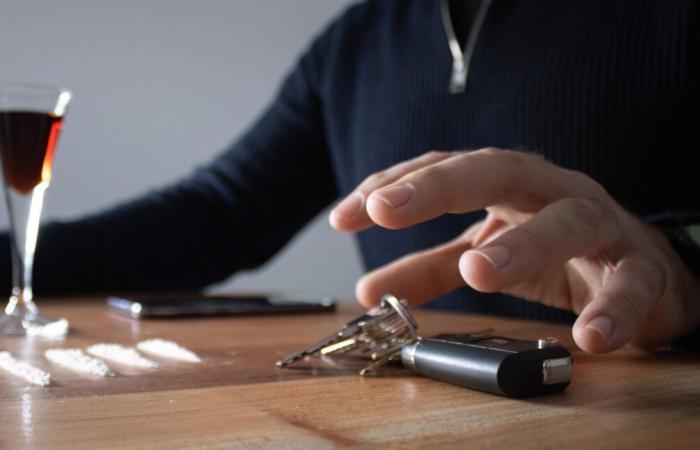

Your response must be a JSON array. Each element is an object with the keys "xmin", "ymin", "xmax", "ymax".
[
  {"xmin": 86, "ymin": 343, "xmax": 158, "ymax": 369},
  {"xmin": 0, "ymin": 351, "xmax": 51, "ymax": 387},
  {"xmin": 45, "ymin": 348, "xmax": 114, "ymax": 377},
  {"xmin": 136, "ymin": 339, "xmax": 201, "ymax": 363}
]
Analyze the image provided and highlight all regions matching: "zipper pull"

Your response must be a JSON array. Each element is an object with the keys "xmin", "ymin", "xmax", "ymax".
[
  {"xmin": 442, "ymin": 0, "xmax": 493, "ymax": 95},
  {"xmin": 449, "ymin": 57, "xmax": 467, "ymax": 94}
]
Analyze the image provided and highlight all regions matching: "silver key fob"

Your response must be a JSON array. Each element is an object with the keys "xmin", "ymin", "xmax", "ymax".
[{"xmin": 401, "ymin": 334, "xmax": 572, "ymax": 398}]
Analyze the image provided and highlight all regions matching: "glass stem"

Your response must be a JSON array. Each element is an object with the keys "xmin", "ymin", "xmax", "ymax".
[{"xmin": 4, "ymin": 182, "xmax": 48, "ymax": 316}]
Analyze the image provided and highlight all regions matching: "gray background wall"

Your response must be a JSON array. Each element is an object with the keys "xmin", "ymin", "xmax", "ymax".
[{"xmin": 0, "ymin": 0, "xmax": 363, "ymax": 299}]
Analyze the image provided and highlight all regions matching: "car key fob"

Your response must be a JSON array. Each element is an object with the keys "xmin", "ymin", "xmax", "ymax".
[{"xmin": 401, "ymin": 333, "xmax": 572, "ymax": 398}]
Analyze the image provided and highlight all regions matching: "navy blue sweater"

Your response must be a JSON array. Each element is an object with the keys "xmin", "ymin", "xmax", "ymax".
[{"xmin": 3, "ymin": 0, "xmax": 699, "ymax": 323}]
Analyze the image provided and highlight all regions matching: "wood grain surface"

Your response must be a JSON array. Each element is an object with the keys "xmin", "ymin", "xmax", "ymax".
[{"xmin": 0, "ymin": 298, "xmax": 698, "ymax": 449}]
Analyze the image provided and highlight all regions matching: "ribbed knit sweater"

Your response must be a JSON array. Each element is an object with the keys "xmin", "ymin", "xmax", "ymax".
[{"xmin": 2, "ymin": 0, "xmax": 699, "ymax": 323}]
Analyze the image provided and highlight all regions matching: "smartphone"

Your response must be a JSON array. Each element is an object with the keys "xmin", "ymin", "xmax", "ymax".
[{"xmin": 106, "ymin": 292, "xmax": 336, "ymax": 319}]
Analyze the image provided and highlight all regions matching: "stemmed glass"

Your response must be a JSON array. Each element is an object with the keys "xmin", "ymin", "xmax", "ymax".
[{"xmin": 0, "ymin": 83, "xmax": 72, "ymax": 336}]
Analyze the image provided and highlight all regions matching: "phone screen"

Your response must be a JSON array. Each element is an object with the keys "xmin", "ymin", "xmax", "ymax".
[{"xmin": 107, "ymin": 294, "xmax": 335, "ymax": 319}]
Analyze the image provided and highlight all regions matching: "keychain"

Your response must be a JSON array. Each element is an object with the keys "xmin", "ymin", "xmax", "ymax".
[{"xmin": 277, "ymin": 294, "xmax": 572, "ymax": 398}]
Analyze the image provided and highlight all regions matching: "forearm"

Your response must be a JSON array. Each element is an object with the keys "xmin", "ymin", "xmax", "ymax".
[
  {"xmin": 2, "ymin": 139, "xmax": 335, "ymax": 295},
  {"xmin": 0, "ymin": 26, "xmax": 339, "ymax": 295}
]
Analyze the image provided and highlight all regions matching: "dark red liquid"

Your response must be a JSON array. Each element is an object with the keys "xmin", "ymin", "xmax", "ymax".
[{"xmin": 0, "ymin": 111, "xmax": 63, "ymax": 194}]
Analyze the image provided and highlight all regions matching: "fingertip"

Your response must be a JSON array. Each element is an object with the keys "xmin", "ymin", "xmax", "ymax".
[
  {"xmin": 328, "ymin": 210, "xmax": 355, "ymax": 232},
  {"xmin": 458, "ymin": 250, "xmax": 501, "ymax": 292},
  {"xmin": 572, "ymin": 315, "xmax": 617, "ymax": 353},
  {"xmin": 329, "ymin": 192, "xmax": 368, "ymax": 232},
  {"xmin": 355, "ymin": 275, "xmax": 381, "ymax": 308},
  {"xmin": 328, "ymin": 209, "xmax": 343, "ymax": 230},
  {"xmin": 573, "ymin": 323, "xmax": 608, "ymax": 353}
]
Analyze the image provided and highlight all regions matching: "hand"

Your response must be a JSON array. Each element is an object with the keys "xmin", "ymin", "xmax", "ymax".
[{"xmin": 330, "ymin": 149, "xmax": 700, "ymax": 353}]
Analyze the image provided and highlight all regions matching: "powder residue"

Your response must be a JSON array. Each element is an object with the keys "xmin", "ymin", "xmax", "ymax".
[
  {"xmin": 0, "ymin": 351, "xmax": 51, "ymax": 386},
  {"xmin": 45, "ymin": 348, "xmax": 114, "ymax": 377},
  {"xmin": 86, "ymin": 343, "xmax": 158, "ymax": 368},
  {"xmin": 24, "ymin": 318, "xmax": 69, "ymax": 339},
  {"xmin": 136, "ymin": 339, "xmax": 201, "ymax": 363}
]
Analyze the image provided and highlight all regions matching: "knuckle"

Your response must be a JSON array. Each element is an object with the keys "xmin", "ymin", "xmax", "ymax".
[
  {"xmin": 545, "ymin": 205, "xmax": 580, "ymax": 237},
  {"xmin": 514, "ymin": 226, "xmax": 551, "ymax": 258},
  {"xmin": 417, "ymin": 164, "xmax": 451, "ymax": 190},
  {"xmin": 610, "ymin": 290, "xmax": 644, "ymax": 321},
  {"xmin": 362, "ymin": 171, "xmax": 391, "ymax": 188},
  {"xmin": 421, "ymin": 150, "xmax": 449, "ymax": 160},
  {"xmin": 505, "ymin": 148, "xmax": 540, "ymax": 163},
  {"xmin": 507, "ymin": 226, "xmax": 551, "ymax": 273},
  {"xmin": 512, "ymin": 148, "xmax": 545, "ymax": 164},
  {"xmin": 472, "ymin": 147, "xmax": 530, "ymax": 170},
  {"xmin": 411, "ymin": 163, "xmax": 459, "ymax": 211},
  {"xmin": 475, "ymin": 147, "xmax": 503, "ymax": 159},
  {"xmin": 564, "ymin": 197, "xmax": 619, "ymax": 236},
  {"xmin": 477, "ymin": 147, "xmax": 531, "ymax": 184},
  {"xmin": 501, "ymin": 149, "xmax": 534, "ymax": 175}
]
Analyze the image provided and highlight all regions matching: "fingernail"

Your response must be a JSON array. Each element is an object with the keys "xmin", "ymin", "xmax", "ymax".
[
  {"xmin": 332, "ymin": 192, "xmax": 364, "ymax": 219},
  {"xmin": 373, "ymin": 183, "xmax": 415, "ymax": 209},
  {"xmin": 586, "ymin": 316, "xmax": 613, "ymax": 341},
  {"xmin": 469, "ymin": 246, "xmax": 511, "ymax": 269}
]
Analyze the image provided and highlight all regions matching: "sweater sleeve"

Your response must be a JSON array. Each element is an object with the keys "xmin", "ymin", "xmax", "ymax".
[{"xmin": 0, "ymin": 23, "xmax": 338, "ymax": 295}]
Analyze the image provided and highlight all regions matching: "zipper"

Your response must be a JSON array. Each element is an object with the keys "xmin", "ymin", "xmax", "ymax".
[{"xmin": 441, "ymin": 0, "xmax": 493, "ymax": 94}]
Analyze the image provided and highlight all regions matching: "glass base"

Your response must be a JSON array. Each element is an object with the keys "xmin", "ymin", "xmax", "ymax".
[{"xmin": 0, "ymin": 310, "xmax": 69, "ymax": 337}]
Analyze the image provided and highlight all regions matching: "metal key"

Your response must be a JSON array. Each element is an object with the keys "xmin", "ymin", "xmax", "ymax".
[
  {"xmin": 276, "ymin": 294, "xmax": 419, "ymax": 374},
  {"xmin": 275, "ymin": 325, "xmax": 358, "ymax": 368}
]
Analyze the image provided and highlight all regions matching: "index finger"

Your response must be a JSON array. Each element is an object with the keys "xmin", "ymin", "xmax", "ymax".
[
  {"xmin": 330, "ymin": 151, "xmax": 457, "ymax": 232},
  {"xmin": 365, "ymin": 148, "xmax": 594, "ymax": 229}
]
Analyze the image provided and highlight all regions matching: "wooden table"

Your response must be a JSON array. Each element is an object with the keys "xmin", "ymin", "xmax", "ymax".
[{"xmin": 0, "ymin": 298, "xmax": 698, "ymax": 449}]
